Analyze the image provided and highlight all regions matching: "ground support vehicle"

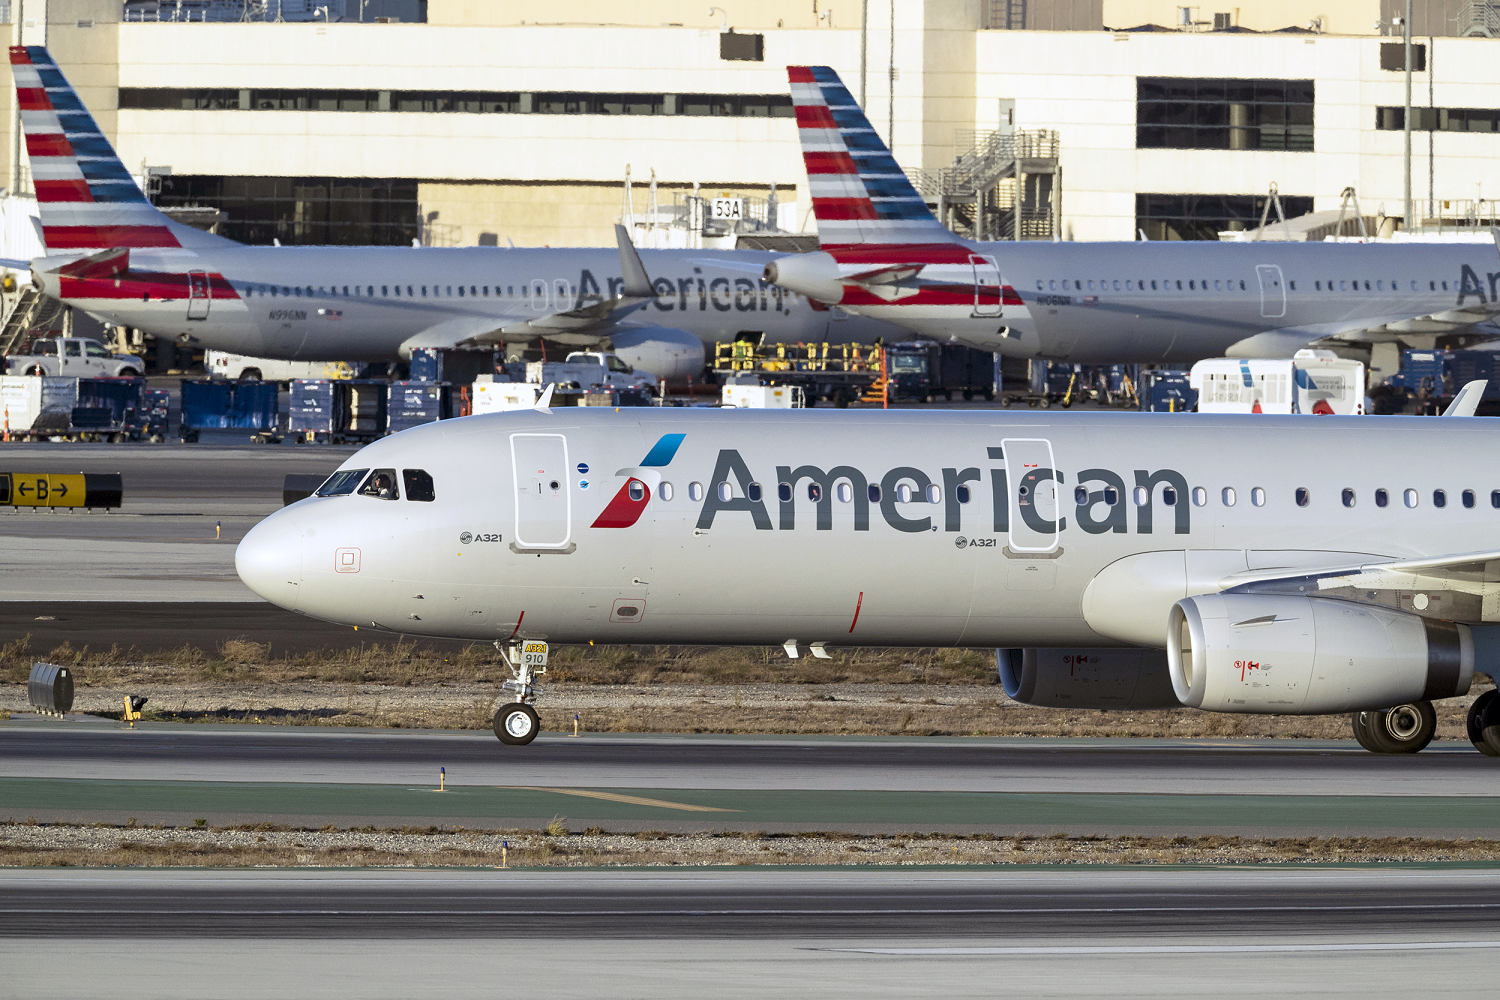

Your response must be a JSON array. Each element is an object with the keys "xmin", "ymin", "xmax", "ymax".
[
  {"xmin": 6, "ymin": 337, "xmax": 144, "ymax": 378},
  {"xmin": 712, "ymin": 341, "xmax": 881, "ymax": 407},
  {"xmin": 179, "ymin": 380, "xmax": 281, "ymax": 443},
  {"xmin": 884, "ymin": 342, "xmax": 996, "ymax": 403},
  {"xmin": 1190, "ymin": 350, "xmax": 1365, "ymax": 415},
  {"xmin": 204, "ymin": 349, "xmax": 357, "ymax": 383}
]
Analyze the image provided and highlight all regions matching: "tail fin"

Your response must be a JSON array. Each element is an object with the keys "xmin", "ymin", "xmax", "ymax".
[
  {"xmin": 787, "ymin": 66, "xmax": 954, "ymax": 249},
  {"xmin": 10, "ymin": 45, "xmax": 235, "ymax": 254}
]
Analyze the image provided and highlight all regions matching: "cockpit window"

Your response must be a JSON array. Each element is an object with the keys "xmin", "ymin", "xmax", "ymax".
[
  {"xmin": 403, "ymin": 469, "xmax": 435, "ymax": 502},
  {"xmin": 358, "ymin": 468, "xmax": 400, "ymax": 500},
  {"xmin": 315, "ymin": 468, "xmax": 368, "ymax": 497}
]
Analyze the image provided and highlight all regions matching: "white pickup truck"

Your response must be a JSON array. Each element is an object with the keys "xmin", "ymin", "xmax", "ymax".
[
  {"xmin": 6, "ymin": 337, "xmax": 145, "ymax": 378},
  {"xmin": 522, "ymin": 351, "xmax": 659, "ymax": 393}
]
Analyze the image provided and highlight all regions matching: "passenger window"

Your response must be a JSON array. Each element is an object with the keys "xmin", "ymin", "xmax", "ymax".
[
  {"xmin": 402, "ymin": 469, "xmax": 435, "ymax": 502},
  {"xmin": 868, "ymin": 484, "xmax": 882, "ymax": 502},
  {"xmin": 1251, "ymin": 487, "xmax": 1266, "ymax": 507},
  {"xmin": 1295, "ymin": 487, "xmax": 1309, "ymax": 507},
  {"xmin": 1191, "ymin": 487, "xmax": 1207, "ymax": 507},
  {"xmin": 358, "ymin": 468, "xmax": 400, "ymax": 500},
  {"xmin": 1463, "ymin": 489, "xmax": 1475, "ymax": 508},
  {"xmin": 1221, "ymin": 487, "xmax": 1236, "ymax": 507},
  {"xmin": 315, "ymin": 468, "xmax": 368, "ymax": 497},
  {"xmin": 1404, "ymin": 488, "xmax": 1418, "ymax": 508},
  {"xmin": 808, "ymin": 483, "xmax": 823, "ymax": 502},
  {"xmin": 1104, "ymin": 487, "xmax": 1119, "ymax": 505},
  {"xmin": 1074, "ymin": 486, "xmax": 1089, "ymax": 505},
  {"xmin": 659, "ymin": 482, "xmax": 674, "ymax": 501},
  {"xmin": 837, "ymin": 482, "xmax": 852, "ymax": 503},
  {"xmin": 1342, "ymin": 488, "xmax": 1355, "ymax": 508},
  {"xmin": 628, "ymin": 481, "xmax": 646, "ymax": 502},
  {"xmin": 689, "ymin": 482, "xmax": 704, "ymax": 502},
  {"xmin": 926, "ymin": 485, "xmax": 941, "ymax": 504},
  {"xmin": 1433, "ymin": 489, "xmax": 1447, "ymax": 508},
  {"xmin": 716, "ymin": 482, "xmax": 732, "ymax": 502},
  {"xmin": 1133, "ymin": 486, "xmax": 1148, "ymax": 506},
  {"xmin": 1162, "ymin": 487, "xmax": 1177, "ymax": 506},
  {"xmin": 895, "ymin": 484, "xmax": 914, "ymax": 503},
  {"xmin": 1376, "ymin": 488, "xmax": 1389, "ymax": 508},
  {"xmin": 778, "ymin": 482, "xmax": 792, "ymax": 503},
  {"xmin": 747, "ymin": 483, "xmax": 762, "ymax": 502},
  {"xmin": 955, "ymin": 485, "xmax": 970, "ymax": 504}
]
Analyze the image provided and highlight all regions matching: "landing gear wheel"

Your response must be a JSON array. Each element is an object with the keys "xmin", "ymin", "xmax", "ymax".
[
  {"xmin": 493, "ymin": 702, "xmax": 539, "ymax": 745},
  {"xmin": 1467, "ymin": 689, "xmax": 1500, "ymax": 756},
  {"xmin": 1352, "ymin": 702, "xmax": 1436, "ymax": 753}
]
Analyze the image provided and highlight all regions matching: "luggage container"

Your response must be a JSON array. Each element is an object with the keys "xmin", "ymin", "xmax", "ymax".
[
  {"xmin": 290, "ymin": 379, "xmax": 388, "ymax": 443},
  {"xmin": 386, "ymin": 381, "xmax": 452, "ymax": 434},
  {"xmin": 179, "ymin": 379, "xmax": 281, "ymax": 442},
  {"xmin": 473, "ymin": 378, "xmax": 541, "ymax": 413},
  {"xmin": 138, "ymin": 387, "xmax": 170, "ymax": 442},
  {"xmin": 1143, "ymin": 371, "xmax": 1197, "ymax": 412},
  {"xmin": 27, "ymin": 662, "xmax": 74, "ymax": 716},
  {"xmin": 409, "ymin": 347, "xmax": 500, "ymax": 385},
  {"xmin": 0, "ymin": 375, "xmax": 74, "ymax": 438},
  {"xmin": 288, "ymin": 379, "xmax": 336, "ymax": 442},
  {"xmin": 72, "ymin": 376, "xmax": 144, "ymax": 441}
]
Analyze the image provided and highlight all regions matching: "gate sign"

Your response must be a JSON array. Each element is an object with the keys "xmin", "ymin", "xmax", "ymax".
[
  {"xmin": 0, "ymin": 473, "xmax": 123, "ymax": 509},
  {"xmin": 521, "ymin": 640, "xmax": 549, "ymax": 671},
  {"xmin": 711, "ymin": 197, "xmax": 743, "ymax": 221}
]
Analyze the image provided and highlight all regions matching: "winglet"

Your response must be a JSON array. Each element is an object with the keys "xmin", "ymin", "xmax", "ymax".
[
  {"xmin": 1442, "ymin": 380, "xmax": 1486, "ymax": 417},
  {"xmin": 615, "ymin": 224, "xmax": 655, "ymax": 299},
  {"xmin": 536, "ymin": 383, "xmax": 556, "ymax": 409}
]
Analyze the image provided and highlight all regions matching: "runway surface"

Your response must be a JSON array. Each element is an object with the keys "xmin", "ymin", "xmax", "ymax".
[
  {"xmin": 3, "ymin": 868, "xmax": 1497, "ymax": 998},
  {"xmin": 4, "ymin": 720, "xmax": 1498, "ymax": 835}
]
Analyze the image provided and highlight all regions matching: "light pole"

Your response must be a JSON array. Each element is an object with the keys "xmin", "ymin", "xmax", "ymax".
[{"xmin": 1403, "ymin": 0, "xmax": 1413, "ymax": 231}]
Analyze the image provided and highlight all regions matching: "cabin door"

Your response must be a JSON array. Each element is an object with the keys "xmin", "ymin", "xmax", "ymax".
[
  {"xmin": 971, "ymin": 254, "xmax": 1003, "ymax": 317},
  {"xmin": 1255, "ymin": 264, "xmax": 1286, "ymax": 319},
  {"xmin": 510, "ymin": 432, "xmax": 574, "ymax": 551},
  {"xmin": 1002, "ymin": 437, "xmax": 1062, "ymax": 553},
  {"xmin": 187, "ymin": 270, "xmax": 211, "ymax": 320}
]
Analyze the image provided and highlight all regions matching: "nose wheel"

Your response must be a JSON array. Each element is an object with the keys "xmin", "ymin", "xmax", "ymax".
[{"xmin": 491, "ymin": 640, "xmax": 545, "ymax": 746}]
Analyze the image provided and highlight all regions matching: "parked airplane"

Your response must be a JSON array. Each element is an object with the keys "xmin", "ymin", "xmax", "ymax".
[
  {"xmin": 6, "ymin": 46, "xmax": 904, "ymax": 380},
  {"xmin": 237, "ymin": 403, "xmax": 1500, "ymax": 754},
  {"xmin": 764, "ymin": 65, "xmax": 1500, "ymax": 363}
]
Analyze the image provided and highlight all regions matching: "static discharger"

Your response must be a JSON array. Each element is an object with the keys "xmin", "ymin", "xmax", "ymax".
[{"xmin": 0, "ymin": 472, "xmax": 122, "ymax": 509}]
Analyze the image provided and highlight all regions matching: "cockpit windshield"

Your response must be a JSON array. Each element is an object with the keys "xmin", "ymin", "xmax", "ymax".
[
  {"xmin": 315, "ymin": 468, "xmax": 368, "ymax": 497},
  {"xmin": 358, "ymin": 469, "xmax": 400, "ymax": 500}
]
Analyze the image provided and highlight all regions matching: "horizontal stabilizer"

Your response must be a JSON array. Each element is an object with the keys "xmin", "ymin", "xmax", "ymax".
[{"xmin": 54, "ymin": 247, "xmax": 129, "ymax": 279}]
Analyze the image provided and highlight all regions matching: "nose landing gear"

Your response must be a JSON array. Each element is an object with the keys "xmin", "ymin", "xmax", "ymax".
[{"xmin": 491, "ymin": 639, "xmax": 546, "ymax": 746}]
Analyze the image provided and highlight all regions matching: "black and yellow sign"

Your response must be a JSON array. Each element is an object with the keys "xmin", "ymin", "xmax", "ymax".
[{"xmin": 0, "ymin": 473, "xmax": 122, "ymax": 509}]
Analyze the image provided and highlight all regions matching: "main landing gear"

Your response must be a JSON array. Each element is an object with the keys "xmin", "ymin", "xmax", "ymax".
[
  {"xmin": 491, "ymin": 640, "xmax": 544, "ymax": 746},
  {"xmin": 1349, "ymin": 693, "xmax": 1500, "ymax": 755}
]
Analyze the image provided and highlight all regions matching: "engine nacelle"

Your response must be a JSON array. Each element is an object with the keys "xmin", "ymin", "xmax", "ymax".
[
  {"xmin": 608, "ymin": 326, "xmax": 706, "ymax": 382},
  {"xmin": 1168, "ymin": 594, "xmax": 1473, "ymax": 714},
  {"xmin": 997, "ymin": 647, "xmax": 1182, "ymax": 710},
  {"xmin": 762, "ymin": 251, "xmax": 844, "ymax": 304}
]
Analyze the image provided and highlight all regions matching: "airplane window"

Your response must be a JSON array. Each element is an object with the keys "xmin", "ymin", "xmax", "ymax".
[
  {"xmin": 314, "ymin": 468, "xmax": 368, "ymax": 497},
  {"xmin": 1162, "ymin": 487, "xmax": 1177, "ymax": 506},
  {"xmin": 689, "ymin": 482, "xmax": 704, "ymax": 501},
  {"xmin": 1315, "ymin": 281, "xmax": 1322, "ymax": 291},
  {"xmin": 1036, "ymin": 281, "xmax": 1044, "ymax": 291},
  {"xmin": 1429, "ymin": 281, "xmax": 1436, "ymax": 291},
  {"xmin": 402, "ymin": 469, "xmax": 435, "ymax": 502},
  {"xmin": 1151, "ymin": 280, "xmax": 1158, "ymax": 290},
  {"xmin": 381, "ymin": 285, "xmax": 389, "ymax": 296},
  {"xmin": 293, "ymin": 287, "xmax": 303, "ymax": 297},
  {"xmin": 1048, "ymin": 280, "xmax": 1056, "ymax": 290},
  {"xmin": 393, "ymin": 286, "xmax": 401, "ymax": 297},
  {"xmin": 342, "ymin": 286, "xmax": 350, "ymax": 296},
  {"xmin": 628, "ymin": 481, "xmax": 646, "ymax": 502},
  {"xmin": 953, "ymin": 485, "xmax": 969, "ymax": 504},
  {"xmin": 808, "ymin": 483, "xmax": 823, "ymax": 502},
  {"xmin": 659, "ymin": 482, "xmax": 674, "ymax": 501},
  {"xmin": 1404, "ymin": 488, "xmax": 1418, "ymax": 508},
  {"xmin": 1251, "ymin": 487, "xmax": 1266, "ymax": 507},
  {"xmin": 1213, "ymin": 280, "xmax": 1222, "ymax": 291},
  {"xmin": 1188, "ymin": 280, "xmax": 1195, "ymax": 291},
  {"xmin": 1339, "ymin": 281, "xmax": 1348, "ymax": 291},
  {"xmin": 407, "ymin": 286, "xmax": 414, "ymax": 297},
  {"xmin": 777, "ymin": 482, "xmax": 792, "ymax": 503},
  {"xmin": 926, "ymin": 485, "xmax": 940, "ymax": 504},
  {"xmin": 1112, "ymin": 280, "xmax": 1120, "ymax": 291},
  {"xmin": 1443, "ymin": 281, "xmax": 1450, "ymax": 291},
  {"xmin": 1175, "ymin": 280, "xmax": 1183, "ymax": 290},
  {"xmin": 483, "ymin": 287, "xmax": 490, "ymax": 296},
  {"xmin": 367, "ymin": 286, "xmax": 374, "ymax": 296},
  {"xmin": 1074, "ymin": 486, "xmax": 1089, "ymax": 505},
  {"xmin": 1192, "ymin": 487, "xmax": 1207, "ymax": 507},
  {"xmin": 1295, "ymin": 487, "xmax": 1309, "ymax": 507},
  {"xmin": 421, "ymin": 286, "xmax": 427, "ymax": 296},
  {"xmin": 1241, "ymin": 280, "xmax": 1250, "ymax": 290},
  {"xmin": 1433, "ymin": 489, "xmax": 1447, "ymax": 508},
  {"xmin": 868, "ymin": 485, "xmax": 881, "ymax": 502},
  {"xmin": 1492, "ymin": 489, "xmax": 1500, "ymax": 508},
  {"xmin": 1363, "ymin": 281, "xmax": 1371, "ymax": 291},
  {"xmin": 1221, "ymin": 487, "xmax": 1236, "ymax": 507},
  {"xmin": 897, "ymin": 484, "xmax": 914, "ymax": 503},
  {"xmin": 1463, "ymin": 489, "xmax": 1475, "ymax": 508},
  {"xmin": 1087, "ymin": 280, "xmax": 1095, "ymax": 291},
  {"xmin": 1104, "ymin": 487, "xmax": 1119, "ymax": 505},
  {"xmin": 716, "ymin": 482, "xmax": 731, "ymax": 502},
  {"xmin": 1376, "ymin": 280, "xmax": 1384, "ymax": 291},
  {"xmin": 358, "ymin": 468, "xmax": 400, "ymax": 501},
  {"xmin": 1342, "ymin": 488, "xmax": 1355, "ymax": 508},
  {"xmin": 837, "ymin": 482, "xmax": 852, "ymax": 503},
  {"xmin": 1133, "ymin": 486, "xmax": 1148, "ymax": 506},
  {"xmin": 1376, "ymin": 488, "xmax": 1389, "ymax": 508},
  {"xmin": 458, "ymin": 286, "xmax": 465, "ymax": 297},
  {"xmin": 747, "ymin": 483, "xmax": 762, "ymax": 502}
]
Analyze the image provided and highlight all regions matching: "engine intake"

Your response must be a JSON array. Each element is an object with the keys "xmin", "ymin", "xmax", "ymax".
[
  {"xmin": 998, "ymin": 647, "xmax": 1181, "ymax": 710},
  {"xmin": 1168, "ymin": 593, "xmax": 1473, "ymax": 714}
]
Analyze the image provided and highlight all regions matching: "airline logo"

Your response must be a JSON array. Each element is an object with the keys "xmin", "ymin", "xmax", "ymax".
[
  {"xmin": 590, "ymin": 433, "xmax": 686, "ymax": 529},
  {"xmin": 10, "ymin": 45, "xmax": 181, "ymax": 252}
]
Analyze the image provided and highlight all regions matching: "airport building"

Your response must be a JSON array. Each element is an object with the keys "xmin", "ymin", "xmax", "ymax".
[{"xmin": 2, "ymin": 0, "xmax": 1499, "ymax": 249}]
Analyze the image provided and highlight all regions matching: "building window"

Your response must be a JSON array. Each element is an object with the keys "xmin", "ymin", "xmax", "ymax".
[
  {"xmin": 1137, "ymin": 77, "xmax": 1314, "ymax": 152},
  {"xmin": 1136, "ymin": 193, "xmax": 1314, "ymax": 242},
  {"xmin": 1377, "ymin": 105, "xmax": 1500, "ymax": 133}
]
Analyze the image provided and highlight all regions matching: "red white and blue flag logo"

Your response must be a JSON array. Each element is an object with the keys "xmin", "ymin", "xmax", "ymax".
[{"xmin": 590, "ymin": 433, "xmax": 686, "ymax": 529}]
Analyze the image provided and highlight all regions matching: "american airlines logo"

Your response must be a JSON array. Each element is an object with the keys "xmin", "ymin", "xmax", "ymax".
[{"xmin": 590, "ymin": 433, "xmax": 686, "ymax": 529}]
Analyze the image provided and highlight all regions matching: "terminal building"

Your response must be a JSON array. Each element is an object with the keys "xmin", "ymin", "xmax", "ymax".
[{"xmin": 2, "ymin": 0, "xmax": 1499, "ymax": 253}]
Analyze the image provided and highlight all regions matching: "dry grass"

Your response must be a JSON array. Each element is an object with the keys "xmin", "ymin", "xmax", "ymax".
[{"xmin": 2, "ymin": 821, "xmax": 1499, "ymax": 869}]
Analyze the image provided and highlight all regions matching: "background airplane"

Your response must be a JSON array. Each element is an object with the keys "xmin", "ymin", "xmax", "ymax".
[
  {"xmin": 764, "ymin": 65, "xmax": 1500, "ymax": 364},
  {"xmin": 237, "ymin": 404, "xmax": 1500, "ymax": 754},
  {"xmin": 7, "ymin": 46, "xmax": 906, "ymax": 380}
]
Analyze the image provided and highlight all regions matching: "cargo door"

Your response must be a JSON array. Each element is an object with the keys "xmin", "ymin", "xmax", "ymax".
[
  {"xmin": 187, "ymin": 270, "xmax": 211, "ymax": 321},
  {"xmin": 1002, "ymin": 437, "xmax": 1061, "ymax": 553},
  {"xmin": 510, "ymin": 432, "xmax": 574, "ymax": 551},
  {"xmin": 971, "ymin": 254, "xmax": 1003, "ymax": 317},
  {"xmin": 1255, "ymin": 264, "xmax": 1286, "ymax": 319}
]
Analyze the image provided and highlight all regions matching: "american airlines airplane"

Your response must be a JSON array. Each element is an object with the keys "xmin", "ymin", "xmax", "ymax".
[
  {"xmin": 236, "ymin": 402, "xmax": 1500, "ymax": 755},
  {"xmin": 764, "ymin": 66, "xmax": 1500, "ymax": 362},
  {"xmin": 6, "ymin": 47, "xmax": 903, "ymax": 380}
]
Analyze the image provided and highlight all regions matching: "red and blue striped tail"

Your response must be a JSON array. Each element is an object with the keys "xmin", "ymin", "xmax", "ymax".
[
  {"xmin": 788, "ymin": 65, "xmax": 955, "ymax": 250},
  {"xmin": 10, "ymin": 45, "xmax": 233, "ymax": 254}
]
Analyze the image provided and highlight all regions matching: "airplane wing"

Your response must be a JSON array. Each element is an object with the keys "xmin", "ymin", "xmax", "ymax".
[{"xmin": 1220, "ymin": 549, "xmax": 1500, "ymax": 625}]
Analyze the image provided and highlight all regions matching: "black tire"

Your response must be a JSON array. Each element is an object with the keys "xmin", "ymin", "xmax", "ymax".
[
  {"xmin": 962, "ymin": 389, "xmax": 974, "ymax": 401},
  {"xmin": 1350, "ymin": 711, "xmax": 1381, "ymax": 752},
  {"xmin": 1357, "ymin": 702, "xmax": 1437, "ymax": 754},
  {"xmin": 25, "ymin": 365, "xmax": 43, "ymax": 376},
  {"xmin": 118, "ymin": 368, "xmax": 140, "ymax": 379},
  {"xmin": 983, "ymin": 388, "xmax": 995, "ymax": 401},
  {"xmin": 493, "ymin": 702, "xmax": 540, "ymax": 745},
  {"xmin": 1470, "ymin": 689, "xmax": 1500, "ymax": 757},
  {"xmin": 240, "ymin": 369, "xmax": 262, "ymax": 382},
  {"xmin": 1037, "ymin": 397, "xmax": 1050, "ymax": 409}
]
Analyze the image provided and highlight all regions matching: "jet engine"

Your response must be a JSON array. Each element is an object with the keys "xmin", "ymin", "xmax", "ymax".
[
  {"xmin": 1168, "ymin": 593, "xmax": 1473, "ymax": 714},
  {"xmin": 609, "ymin": 326, "xmax": 707, "ymax": 382},
  {"xmin": 761, "ymin": 252, "xmax": 843, "ymax": 304},
  {"xmin": 997, "ymin": 647, "xmax": 1182, "ymax": 710}
]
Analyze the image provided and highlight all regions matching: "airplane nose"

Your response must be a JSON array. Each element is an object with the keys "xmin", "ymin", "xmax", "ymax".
[{"xmin": 235, "ymin": 514, "xmax": 304, "ymax": 612}]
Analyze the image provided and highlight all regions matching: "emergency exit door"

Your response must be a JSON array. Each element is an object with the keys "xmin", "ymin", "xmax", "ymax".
[{"xmin": 510, "ymin": 433, "xmax": 573, "ymax": 550}]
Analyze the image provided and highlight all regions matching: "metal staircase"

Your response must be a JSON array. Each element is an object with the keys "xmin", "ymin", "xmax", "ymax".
[
  {"xmin": 911, "ymin": 129, "xmax": 1060, "ymax": 241},
  {"xmin": 0, "ymin": 286, "xmax": 61, "ymax": 358}
]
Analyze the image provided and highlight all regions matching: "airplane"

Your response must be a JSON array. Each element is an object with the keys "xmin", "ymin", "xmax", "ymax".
[
  {"xmin": 236, "ymin": 399, "xmax": 1500, "ymax": 755},
  {"xmin": 5, "ymin": 46, "xmax": 907, "ymax": 381},
  {"xmin": 764, "ymin": 65, "xmax": 1500, "ymax": 363}
]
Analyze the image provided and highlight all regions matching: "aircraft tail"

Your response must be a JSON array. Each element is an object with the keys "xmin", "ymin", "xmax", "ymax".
[
  {"xmin": 9, "ymin": 45, "xmax": 236, "ymax": 255},
  {"xmin": 787, "ymin": 66, "xmax": 955, "ymax": 249}
]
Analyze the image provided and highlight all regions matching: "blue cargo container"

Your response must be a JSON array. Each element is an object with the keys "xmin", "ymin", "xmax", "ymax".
[
  {"xmin": 409, "ymin": 347, "xmax": 499, "ymax": 384},
  {"xmin": 288, "ymin": 379, "xmax": 337, "ymax": 440},
  {"xmin": 290, "ymin": 379, "xmax": 387, "ymax": 443},
  {"xmin": 179, "ymin": 380, "xmax": 280, "ymax": 441},
  {"xmin": 1143, "ymin": 371, "xmax": 1197, "ymax": 412},
  {"xmin": 387, "ymin": 381, "xmax": 452, "ymax": 433}
]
